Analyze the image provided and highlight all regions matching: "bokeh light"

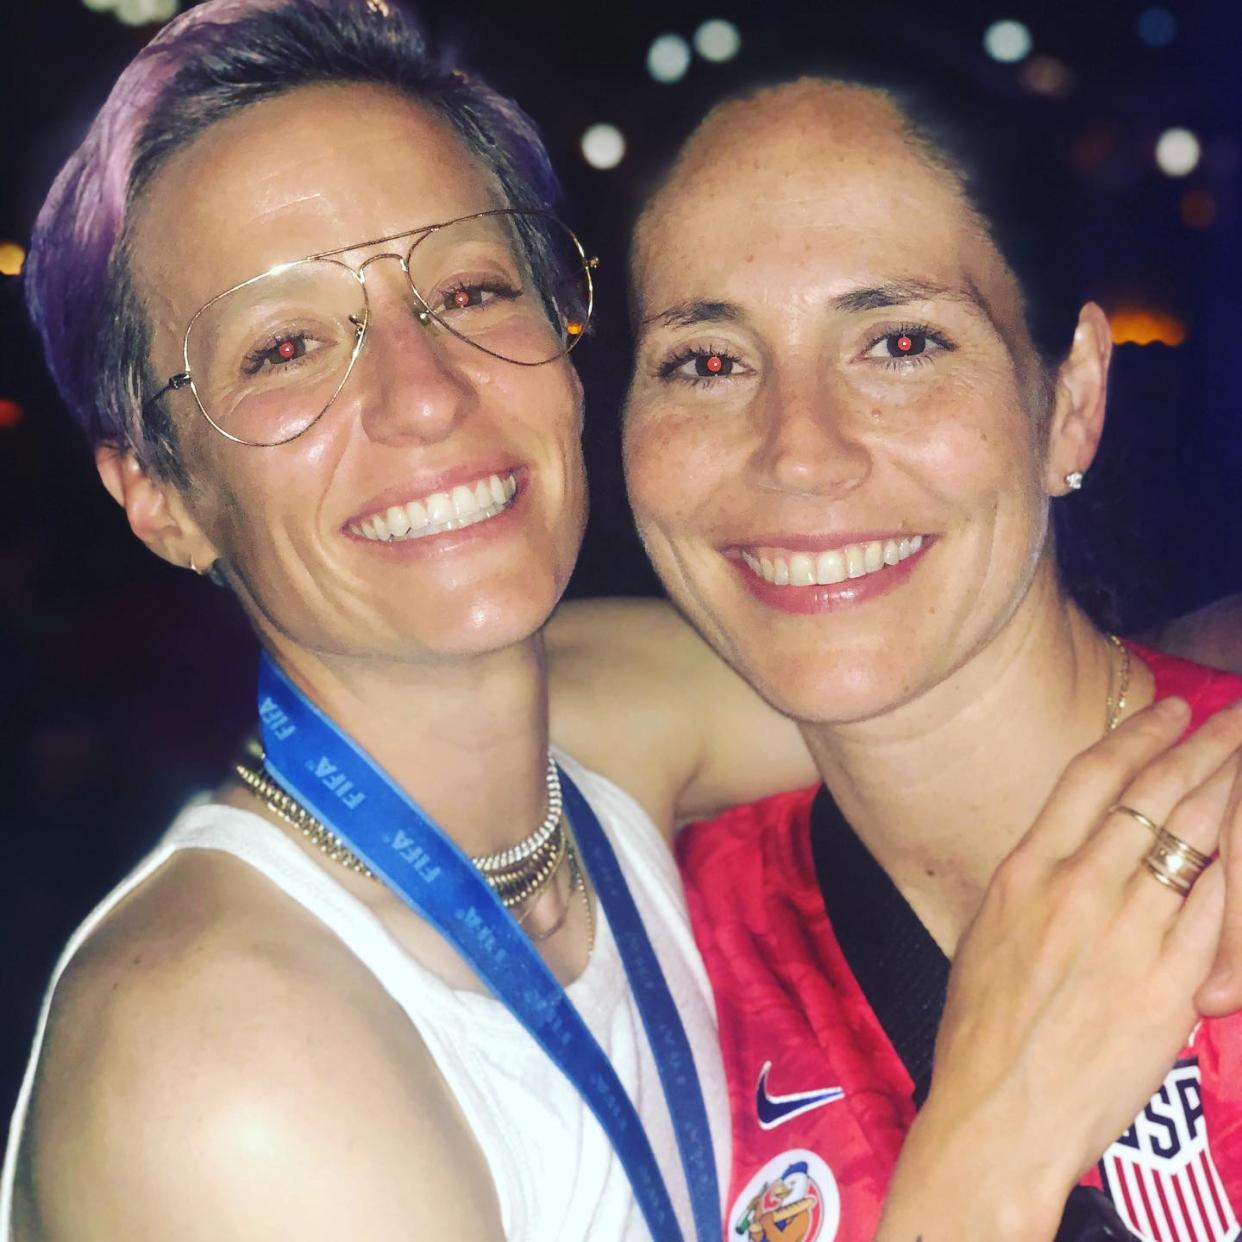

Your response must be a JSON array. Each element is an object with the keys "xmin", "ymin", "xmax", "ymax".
[
  {"xmin": 581, "ymin": 123, "xmax": 626, "ymax": 170},
  {"xmin": 0, "ymin": 400, "xmax": 24, "ymax": 431},
  {"xmin": 1155, "ymin": 127, "xmax": 1201, "ymax": 177},
  {"xmin": 694, "ymin": 19, "xmax": 742, "ymax": 63},
  {"xmin": 82, "ymin": 0, "xmax": 179, "ymax": 23},
  {"xmin": 1137, "ymin": 7, "xmax": 1177, "ymax": 47},
  {"xmin": 0, "ymin": 242, "xmax": 26, "ymax": 276},
  {"xmin": 1108, "ymin": 308, "xmax": 1187, "ymax": 347},
  {"xmin": 1021, "ymin": 56, "xmax": 1074, "ymax": 97},
  {"xmin": 647, "ymin": 33, "xmax": 691, "ymax": 84},
  {"xmin": 1179, "ymin": 189, "xmax": 1217, "ymax": 229},
  {"xmin": 983, "ymin": 19, "xmax": 1032, "ymax": 63}
]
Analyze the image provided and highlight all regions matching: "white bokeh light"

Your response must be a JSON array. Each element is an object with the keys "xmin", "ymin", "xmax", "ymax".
[
  {"xmin": 694, "ymin": 19, "xmax": 741, "ymax": 62},
  {"xmin": 647, "ymin": 33, "xmax": 691, "ymax": 84},
  {"xmin": 581, "ymin": 124, "xmax": 626, "ymax": 171},
  {"xmin": 983, "ymin": 19, "xmax": 1033, "ymax": 63},
  {"xmin": 83, "ymin": 0, "xmax": 179, "ymax": 21},
  {"xmin": 1155, "ymin": 128, "xmax": 1201, "ymax": 177}
]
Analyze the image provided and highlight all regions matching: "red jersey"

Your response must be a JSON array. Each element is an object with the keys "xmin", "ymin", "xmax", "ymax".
[{"xmin": 678, "ymin": 647, "xmax": 1242, "ymax": 1242}]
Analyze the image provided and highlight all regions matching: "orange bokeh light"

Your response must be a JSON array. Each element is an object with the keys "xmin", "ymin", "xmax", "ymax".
[
  {"xmin": 1179, "ymin": 190, "xmax": 1217, "ymax": 229},
  {"xmin": 0, "ymin": 242, "xmax": 25, "ymax": 277},
  {"xmin": 1107, "ymin": 309, "xmax": 1187, "ymax": 347}
]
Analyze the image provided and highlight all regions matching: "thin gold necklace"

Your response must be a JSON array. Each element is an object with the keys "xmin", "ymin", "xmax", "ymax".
[{"xmin": 1104, "ymin": 633, "xmax": 1131, "ymax": 734}]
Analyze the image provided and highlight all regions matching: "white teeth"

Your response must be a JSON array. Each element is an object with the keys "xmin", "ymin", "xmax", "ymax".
[
  {"xmin": 426, "ymin": 492, "xmax": 453, "ymax": 524},
  {"xmin": 789, "ymin": 553, "xmax": 816, "ymax": 586},
  {"xmin": 352, "ymin": 472, "xmax": 518, "ymax": 543},
  {"xmin": 816, "ymin": 549, "xmax": 847, "ymax": 585},
  {"xmin": 451, "ymin": 485, "xmax": 479, "ymax": 519},
  {"xmin": 386, "ymin": 504, "xmax": 410, "ymax": 538},
  {"xmin": 743, "ymin": 535, "xmax": 928, "ymax": 588}
]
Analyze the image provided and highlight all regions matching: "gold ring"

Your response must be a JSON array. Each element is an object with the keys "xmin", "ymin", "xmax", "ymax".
[
  {"xmin": 1109, "ymin": 803, "xmax": 1161, "ymax": 837},
  {"xmin": 1142, "ymin": 828, "xmax": 1212, "ymax": 897}
]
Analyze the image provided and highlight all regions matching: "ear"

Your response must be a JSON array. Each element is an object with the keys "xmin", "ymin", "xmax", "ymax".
[
  {"xmin": 95, "ymin": 445, "xmax": 221, "ymax": 574},
  {"xmin": 1043, "ymin": 302, "xmax": 1113, "ymax": 496}
]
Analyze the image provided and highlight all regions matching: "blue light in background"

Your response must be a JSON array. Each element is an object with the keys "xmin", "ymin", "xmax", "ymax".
[{"xmin": 1137, "ymin": 7, "xmax": 1178, "ymax": 47}]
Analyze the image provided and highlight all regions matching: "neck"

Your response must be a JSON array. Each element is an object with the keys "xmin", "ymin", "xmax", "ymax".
[
  {"xmin": 264, "ymin": 635, "xmax": 552, "ymax": 858},
  {"xmin": 801, "ymin": 575, "xmax": 1145, "ymax": 954}
]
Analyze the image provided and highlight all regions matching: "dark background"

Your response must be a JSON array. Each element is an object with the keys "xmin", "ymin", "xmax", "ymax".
[{"xmin": 2, "ymin": 0, "xmax": 1239, "ymax": 1142}]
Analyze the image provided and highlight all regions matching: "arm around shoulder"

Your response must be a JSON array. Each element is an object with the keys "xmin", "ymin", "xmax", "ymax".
[{"xmin": 546, "ymin": 597, "xmax": 815, "ymax": 834}]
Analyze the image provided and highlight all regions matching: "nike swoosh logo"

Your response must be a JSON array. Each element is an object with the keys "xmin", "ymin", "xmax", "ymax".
[{"xmin": 756, "ymin": 1061, "xmax": 845, "ymax": 1130}]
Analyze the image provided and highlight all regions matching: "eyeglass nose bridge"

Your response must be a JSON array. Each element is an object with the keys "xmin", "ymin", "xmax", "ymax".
[{"xmin": 354, "ymin": 247, "xmax": 437, "ymax": 327}]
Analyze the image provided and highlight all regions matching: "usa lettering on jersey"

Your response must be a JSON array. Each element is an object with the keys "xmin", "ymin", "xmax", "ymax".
[{"xmin": 1098, "ymin": 1058, "xmax": 1239, "ymax": 1242}]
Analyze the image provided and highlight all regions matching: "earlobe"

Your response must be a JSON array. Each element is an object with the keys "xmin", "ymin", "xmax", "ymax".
[
  {"xmin": 95, "ymin": 445, "xmax": 219, "ymax": 572},
  {"xmin": 1045, "ymin": 302, "xmax": 1112, "ymax": 496}
]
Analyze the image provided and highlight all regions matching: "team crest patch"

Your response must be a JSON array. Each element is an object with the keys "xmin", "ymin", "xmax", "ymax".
[
  {"xmin": 1098, "ymin": 1057, "xmax": 1239, "ymax": 1242},
  {"xmin": 730, "ymin": 1149, "xmax": 839, "ymax": 1242}
]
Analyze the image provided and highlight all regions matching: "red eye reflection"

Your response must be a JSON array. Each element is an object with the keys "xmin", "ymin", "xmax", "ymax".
[
  {"xmin": 887, "ymin": 332, "xmax": 926, "ymax": 358},
  {"xmin": 277, "ymin": 340, "xmax": 299, "ymax": 361},
  {"xmin": 695, "ymin": 353, "xmax": 732, "ymax": 377}
]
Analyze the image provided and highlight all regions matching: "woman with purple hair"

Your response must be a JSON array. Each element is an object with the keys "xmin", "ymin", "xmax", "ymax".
[{"xmin": 4, "ymin": 2, "xmax": 1242, "ymax": 1239}]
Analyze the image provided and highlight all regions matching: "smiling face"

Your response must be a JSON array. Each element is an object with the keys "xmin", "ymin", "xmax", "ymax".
[
  {"xmin": 129, "ymin": 83, "xmax": 587, "ymax": 666},
  {"xmin": 624, "ymin": 81, "xmax": 1082, "ymax": 725}
]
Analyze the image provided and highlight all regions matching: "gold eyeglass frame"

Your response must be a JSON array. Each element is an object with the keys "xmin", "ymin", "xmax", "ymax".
[{"xmin": 144, "ymin": 207, "xmax": 599, "ymax": 448}]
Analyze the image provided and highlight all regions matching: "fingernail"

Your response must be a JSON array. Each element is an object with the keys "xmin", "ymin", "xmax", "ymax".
[{"xmin": 1155, "ymin": 695, "xmax": 1190, "ymax": 717}]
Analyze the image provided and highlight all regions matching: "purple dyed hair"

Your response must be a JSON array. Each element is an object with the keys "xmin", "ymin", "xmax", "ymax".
[{"xmin": 25, "ymin": 0, "xmax": 560, "ymax": 482}]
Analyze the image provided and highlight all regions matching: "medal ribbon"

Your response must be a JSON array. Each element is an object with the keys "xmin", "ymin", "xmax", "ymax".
[{"xmin": 257, "ymin": 652, "xmax": 720, "ymax": 1242}]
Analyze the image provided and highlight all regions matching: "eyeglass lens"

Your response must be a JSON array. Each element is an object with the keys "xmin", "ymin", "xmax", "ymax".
[{"xmin": 185, "ymin": 212, "xmax": 591, "ymax": 446}]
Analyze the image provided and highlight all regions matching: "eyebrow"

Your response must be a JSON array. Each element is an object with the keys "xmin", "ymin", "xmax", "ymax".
[
  {"xmin": 639, "ymin": 300, "xmax": 742, "ymax": 329},
  {"xmin": 830, "ymin": 278, "xmax": 993, "ymax": 317},
  {"xmin": 639, "ymin": 278, "xmax": 997, "ymax": 332}
]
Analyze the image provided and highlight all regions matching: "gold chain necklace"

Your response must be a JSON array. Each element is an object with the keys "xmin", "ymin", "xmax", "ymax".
[
  {"xmin": 234, "ymin": 752, "xmax": 594, "ymax": 951},
  {"xmin": 1104, "ymin": 633, "xmax": 1131, "ymax": 734}
]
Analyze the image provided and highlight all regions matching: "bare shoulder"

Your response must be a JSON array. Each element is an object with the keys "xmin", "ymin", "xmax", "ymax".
[
  {"xmin": 16, "ymin": 850, "xmax": 498, "ymax": 1242},
  {"xmin": 546, "ymin": 598, "xmax": 814, "ymax": 835},
  {"xmin": 1145, "ymin": 593, "xmax": 1242, "ymax": 677}
]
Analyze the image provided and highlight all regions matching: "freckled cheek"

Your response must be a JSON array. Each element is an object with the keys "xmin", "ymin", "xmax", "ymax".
[{"xmin": 624, "ymin": 412, "xmax": 731, "ymax": 532}]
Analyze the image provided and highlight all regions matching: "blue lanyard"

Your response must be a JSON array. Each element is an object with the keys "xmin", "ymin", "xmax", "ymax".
[{"xmin": 256, "ymin": 653, "xmax": 720, "ymax": 1242}]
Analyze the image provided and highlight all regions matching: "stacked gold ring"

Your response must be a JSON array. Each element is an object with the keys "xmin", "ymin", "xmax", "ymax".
[{"xmin": 1110, "ymin": 803, "xmax": 1212, "ymax": 897}]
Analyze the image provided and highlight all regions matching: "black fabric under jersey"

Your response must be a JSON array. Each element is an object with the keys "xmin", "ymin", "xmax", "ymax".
[
  {"xmin": 808, "ymin": 783, "xmax": 950, "ymax": 1106},
  {"xmin": 808, "ymin": 784, "xmax": 1137, "ymax": 1242}
]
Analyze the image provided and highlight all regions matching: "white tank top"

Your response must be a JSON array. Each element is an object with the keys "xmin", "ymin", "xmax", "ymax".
[{"xmin": 2, "ymin": 752, "xmax": 729, "ymax": 1241}]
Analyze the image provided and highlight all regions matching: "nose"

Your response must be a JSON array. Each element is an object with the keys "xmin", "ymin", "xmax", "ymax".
[
  {"xmin": 747, "ymin": 369, "xmax": 872, "ymax": 498},
  {"xmin": 351, "ymin": 258, "xmax": 474, "ymax": 446}
]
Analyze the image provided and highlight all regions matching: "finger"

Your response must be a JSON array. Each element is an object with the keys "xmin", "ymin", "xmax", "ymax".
[
  {"xmin": 1026, "ymin": 697, "xmax": 1189, "ymax": 862},
  {"xmin": 1195, "ymin": 763, "xmax": 1242, "ymax": 1016},
  {"xmin": 1080, "ymin": 700, "xmax": 1242, "ymax": 872},
  {"xmin": 1162, "ymin": 859, "xmax": 1225, "ymax": 987},
  {"xmin": 1120, "ymin": 753, "xmax": 1240, "ymax": 919}
]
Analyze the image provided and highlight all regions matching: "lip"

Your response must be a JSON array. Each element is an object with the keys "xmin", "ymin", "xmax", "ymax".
[
  {"xmin": 727, "ymin": 534, "xmax": 934, "ymax": 615},
  {"xmin": 343, "ymin": 461, "xmax": 525, "ymax": 531}
]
